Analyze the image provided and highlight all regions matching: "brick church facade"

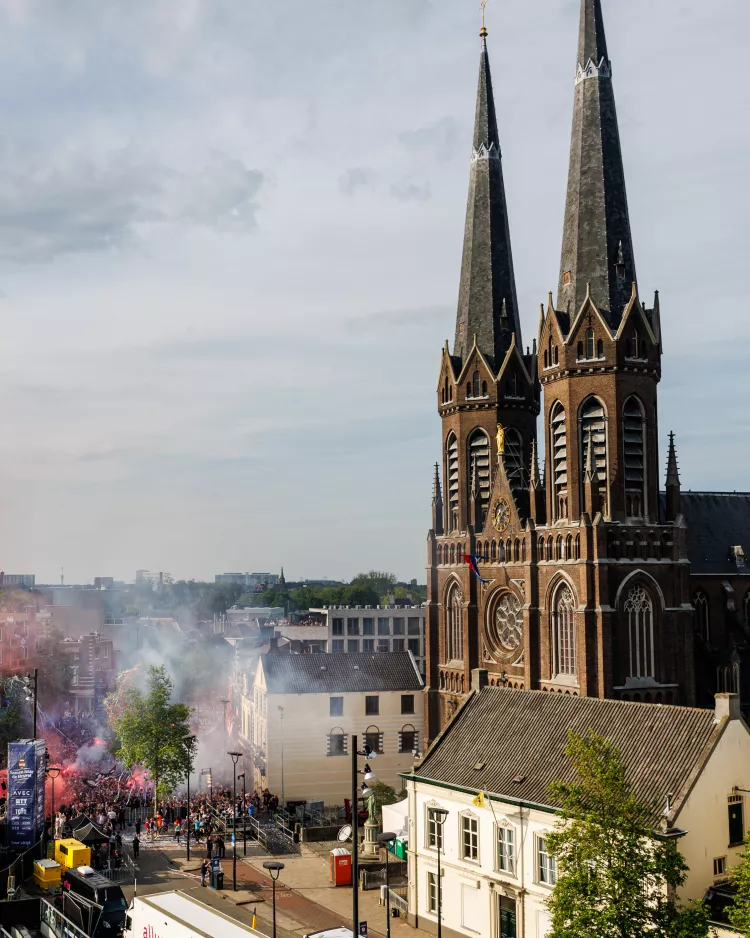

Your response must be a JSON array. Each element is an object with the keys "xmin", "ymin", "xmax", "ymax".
[{"xmin": 425, "ymin": 0, "xmax": 749, "ymax": 741}]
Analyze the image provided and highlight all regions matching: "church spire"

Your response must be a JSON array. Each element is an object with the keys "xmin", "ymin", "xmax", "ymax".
[
  {"xmin": 665, "ymin": 432, "xmax": 681, "ymax": 522},
  {"xmin": 454, "ymin": 25, "xmax": 522, "ymax": 370},
  {"xmin": 557, "ymin": 0, "xmax": 636, "ymax": 324},
  {"xmin": 432, "ymin": 463, "xmax": 444, "ymax": 535}
]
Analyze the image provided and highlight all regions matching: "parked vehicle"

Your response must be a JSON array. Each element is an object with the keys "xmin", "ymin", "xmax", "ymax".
[{"xmin": 124, "ymin": 891, "xmax": 267, "ymax": 938}]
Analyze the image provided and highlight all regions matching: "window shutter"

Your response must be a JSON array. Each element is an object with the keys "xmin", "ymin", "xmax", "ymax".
[
  {"xmin": 729, "ymin": 797, "xmax": 744, "ymax": 845},
  {"xmin": 378, "ymin": 732, "xmax": 384, "ymax": 754},
  {"xmin": 398, "ymin": 730, "xmax": 403, "ymax": 753},
  {"xmin": 326, "ymin": 734, "xmax": 332, "ymax": 757}
]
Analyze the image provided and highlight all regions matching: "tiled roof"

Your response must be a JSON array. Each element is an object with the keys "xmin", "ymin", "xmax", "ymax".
[
  {"xmin": 261, "ymin": 652, "xmax": 423, "ymax": 695},
  {"xmin": 414, "ymin": 688, "xmax": 719, "ymax": 815},
  {"xmin": 659, "ymin": 491, "xmax": 750, "ymax": 575}
]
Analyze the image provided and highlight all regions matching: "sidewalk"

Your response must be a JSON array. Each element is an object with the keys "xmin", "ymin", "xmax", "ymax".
[{"xmin": 242, "ymin": 852, "xmax": 427, "ymax": 938}]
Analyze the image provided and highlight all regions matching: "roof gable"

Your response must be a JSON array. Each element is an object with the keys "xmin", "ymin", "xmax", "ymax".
[
  {"xmin": 260, "ymin": 652, "xmax": 424, "ymax": 695},
  {"xmin": 415, "ymin": 687, "xmax": 719, "ymax": 818}
]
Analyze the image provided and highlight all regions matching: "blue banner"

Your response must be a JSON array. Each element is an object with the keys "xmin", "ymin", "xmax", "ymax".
[{"xmin": 8, "ymin": 740, "xmax": 46, "ymax": 848}]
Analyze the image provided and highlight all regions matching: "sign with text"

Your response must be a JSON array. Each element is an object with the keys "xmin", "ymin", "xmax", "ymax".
[{"xmin": 8, "ymin": 739, "xmax": 46, "ymax": 848}]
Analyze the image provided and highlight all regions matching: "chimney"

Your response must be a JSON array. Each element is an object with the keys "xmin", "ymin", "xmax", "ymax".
[
  {"xmin": 715, "ymin": 693, "xmax": 741, "ymax": 721},
  {"xmin": 471, "ymin": 669, "xmax": 489, "ymax": 692}
]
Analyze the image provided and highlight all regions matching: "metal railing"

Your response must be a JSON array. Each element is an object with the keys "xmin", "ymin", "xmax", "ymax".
[
  {"xmin": 40, "ymin": 898, "xmax": 90, "ymax": 938},
  {"xmin": 382, "ymin": 887, "xmax": 408, "ymax": 914},
  {"xmin": 246, "ymin": 814, "xmax": 269, "ymax": 851}
]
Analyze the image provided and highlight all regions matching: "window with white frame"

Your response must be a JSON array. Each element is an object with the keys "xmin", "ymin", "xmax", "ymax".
[
  {"xmin": 427, "ymin": 808, "xmax": 444, "ymax": 850},
  {"xmin": 497, "ymin": 825, "xmax": 515, "ymax": 874},
  {"xmin": 461, "ymin": 813, "xmax": 479, "ymax": 861},
  {"xmin": 427, "ymin": 871, "xmax": 442, "ymax": 914},
  {"xmin": 625, "ymin": 585, "xmax": 655, "ymax": 680},
  {"xmin": 537, "ymin": 836, "xmax": 557, "ymax": 885}
]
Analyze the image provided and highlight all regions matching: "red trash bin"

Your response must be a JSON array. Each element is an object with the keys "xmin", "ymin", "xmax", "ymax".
[{"xmin": 329, "ymin": 848, "xmax": 352, "ymax": 886}]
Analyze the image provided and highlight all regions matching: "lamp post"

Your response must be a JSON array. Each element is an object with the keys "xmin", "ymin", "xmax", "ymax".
[
  {"xmin": 46, "ymin": 765, "xmax": 61, "ymax": 850},
  {"xmin": 351, "ymin": 736, "xmax": 377, "ymax": 937},
  {"xmin": 228, "ymin": 751, "xmax": 242, "ymax": 891},
  {"xmin": 182, "ymin": 735, "xmax": 196, "ymax": 862},
  {"xmin": 277, "ymin": 706, "xmax": 285, "ymax": 810},
  {"xmin": 262, "ymin": 861, "xmax": 285, "ymax": 938},
  {"xmin": 433, "ymin": 808, "xmax": 449, "ymax": 938},
  {"xmin": 237, "ymin": 772, "xmax": 247, "ymax": 856},
  {"xmin": 377, "ymin": 832, "xmax": 397, "ymax": 938},
  {"xmin": 20, "ymin": 669, "xmax": 38, "ymax": 738}
]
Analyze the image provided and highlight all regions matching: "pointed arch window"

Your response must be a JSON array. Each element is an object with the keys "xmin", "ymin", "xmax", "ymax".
[
  {"xmin": 446, "ymin": 434, "xmax": 459, "ymax": 532},
  {"xmin": 597, "ymin": 338, "xmax": 604, "ymax": 357},
  {"xmin": 585, "ymin": 328, "xmax": 595, "ymax": 360},
  {"xmin": 694, "ymin": 591, "xmax": 709, "ymax": 642},
  {"xmin": 550, "ymin": 404, "xmax": 568, "ymax": 520},
  {"xmin": 468, "ymin": 430, "xmax": 491, "ymax": 527},
  {"xmin": 625, "ymin": 585, "xmax": 655, "ymax": 680},
  {"xmin": 579, "ymin": 398, "xmax": 608, "ymax": 515},
  {"xmin": 504, "ymin": 428, "xmax": 525, "ymax": 494},
  {"xmin": 552, "ymin": 584, "xmax": 576, "ymax": 677},
  {"xmin": 446, "ymin": 584, "xmax": 464, "ymax": 663},
  {"xmin": 472, "ymin": 371, "xmax": 481, "ymax": 399},
  {"xmin": 623, "ymin": 398, "xmax": 646, "ymax": 518}
]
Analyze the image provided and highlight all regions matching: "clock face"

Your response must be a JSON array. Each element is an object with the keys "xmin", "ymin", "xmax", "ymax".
[{"xmin": 493, "ymin": 498, "xmax": 511, "ymax": 533}]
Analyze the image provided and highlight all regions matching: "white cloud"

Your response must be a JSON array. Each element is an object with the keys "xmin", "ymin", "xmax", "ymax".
[{"xmin": 0, "ymin": 144, "xmax": 265, "ymax": 262}]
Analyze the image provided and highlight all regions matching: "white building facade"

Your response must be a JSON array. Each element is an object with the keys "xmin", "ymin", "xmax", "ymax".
[{"xmin": 404, "ymin": 685, "xmax": 750, "ymax": 938}]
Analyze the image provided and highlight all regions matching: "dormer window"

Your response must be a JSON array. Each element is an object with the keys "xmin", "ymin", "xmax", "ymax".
[{"xmin": 472, "ymin": 371, "xmax": 480, "ymax": 398}]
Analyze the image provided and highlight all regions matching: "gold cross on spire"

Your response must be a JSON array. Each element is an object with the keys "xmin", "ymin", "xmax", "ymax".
[{"xmin": 480, "ymin": 0, "xmax": 489, "ymax": 34}]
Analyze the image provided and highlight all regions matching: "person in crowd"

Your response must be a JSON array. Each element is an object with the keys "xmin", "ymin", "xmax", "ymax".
[{"xmin": 200, "ymin": 857, "xmax": 209, "ymax": 887}]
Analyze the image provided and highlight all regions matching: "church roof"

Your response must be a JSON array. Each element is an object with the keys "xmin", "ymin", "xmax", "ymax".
[
  {"xmin": 413, "ymin": 687, "xmax": 720, "ymax": 818},
  {"xmin": 557, "ymin": 0, "xmax": 636, "ymax": 326},
  {"xmin": 260, "ymin": 652, "xmax": 423, "ymax": 695},
  {"xmin": 660, "ymin": 491, "xmax": 750, "ymax": 575},
  {"xmin": 453, "ymin": 30, "xmax": 522, "ymax": 371}
]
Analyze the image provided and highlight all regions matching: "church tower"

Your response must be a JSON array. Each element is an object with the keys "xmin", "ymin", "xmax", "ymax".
[
  {"xmin": 426, "ymin": 0, "xmax": 696, "ymax": 743},
  {"xmin": 426, "ymin": 22, "xmax": 540, "ymax": 738}
]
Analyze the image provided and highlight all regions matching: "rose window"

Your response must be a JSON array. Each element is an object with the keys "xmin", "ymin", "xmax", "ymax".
[{"xmin": 489, "ymin": 593, "xmax": 523, "ymax": 653}]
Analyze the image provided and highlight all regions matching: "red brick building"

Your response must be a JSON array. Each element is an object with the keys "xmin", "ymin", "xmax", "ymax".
[{"xmin": 425, "ymin": 0, "xmax": 747, "ymax": 739}]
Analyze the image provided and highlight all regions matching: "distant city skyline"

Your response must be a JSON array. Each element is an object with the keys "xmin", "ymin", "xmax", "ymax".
[{"xmin": 0, "ymin": 0, "xmax": 746, "ymax": 584}]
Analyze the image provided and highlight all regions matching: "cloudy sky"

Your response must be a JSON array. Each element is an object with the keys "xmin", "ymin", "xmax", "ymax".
[{"xmin": 0, "ymin": 0, "xmax": 746, "ymax": 585}]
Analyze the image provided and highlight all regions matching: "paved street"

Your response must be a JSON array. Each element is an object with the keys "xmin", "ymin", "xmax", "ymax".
[{"xmin": 123, "ymin": 837, "xmax": 431, "ymax": 938}]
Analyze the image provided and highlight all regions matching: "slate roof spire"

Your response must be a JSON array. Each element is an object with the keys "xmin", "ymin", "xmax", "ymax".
[
  {"xmin": 557, "ymin": 0, "xmax": 636, "ymax": 325},
  {"xmin": 454, "ymin": 25, "xmax": 522, "ymax": 370}
]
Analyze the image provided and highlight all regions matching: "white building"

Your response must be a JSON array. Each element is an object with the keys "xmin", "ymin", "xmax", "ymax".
[
  {"xmin": 311, "ymin": 605, "xmax": 426, "ymax": 676},
  {"xmin": 248, "ymin": 651, "xmax": 425, "ymax": 803},
  {"xmin": 404, "ymin": 682, "xmax": 750, "ymax": 938},
  {"xmin": 215, "ymin": 572, "xmax": 280, "ymax": 589}
]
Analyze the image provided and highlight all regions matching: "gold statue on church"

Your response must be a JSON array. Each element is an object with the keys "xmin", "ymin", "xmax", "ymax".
[{"xmin": 496, "ymin": 424, "xmax": 505, "ymax": 455}]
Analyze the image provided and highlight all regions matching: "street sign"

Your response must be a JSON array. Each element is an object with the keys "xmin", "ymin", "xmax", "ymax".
[{"xmin": 359, "ymin": 923, "xmax": 368, "ymax": 937}]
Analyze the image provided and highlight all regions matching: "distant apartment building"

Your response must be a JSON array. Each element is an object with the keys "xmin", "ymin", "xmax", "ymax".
[
  {"xmin": 311, "ymin": 605, "xmax": 426, "ymax": 676},
  {"xmin": 0, "ymin": 573, "xmax": 36, "ymax": 589},
  {"xmin": 59, "ymin": 632, "xmax": 116, "ymax": 715},
  {"xmin": 215, "ymin": 572, "xmax": 280, "ymax": 590},
  {"xmin": 0, "ymin": 605, "xmax": 38, "ymax": 673},
  {"xmin": 135, "ymin": 570, "xmax": 171, "ymax": 587}
]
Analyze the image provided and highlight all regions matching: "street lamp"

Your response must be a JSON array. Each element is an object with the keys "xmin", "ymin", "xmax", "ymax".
[
  {"xmin": 19, "ymin": 669, "xmax": 38, "ymax": 738},
  {"xmin": 262, "ymin": 861, "xmax": 285, "ymax": 938},
  {"xmin": 377, "ymin": 832, "xmax": 397, "ymax": 938},
  {"xmin": 351, "ymin": 736, "xmax": 377, "ymax": 937},
  {"xmin": 237, "ymin": 772, "xmax": 247, "ymax": 856},
  {"xmin": 182, "ymin": 735, "xmax": 196, "ymax": 862},
  {"xmin": 228, "ymin": 751, "xmax": 242, "ymax": 891},
  {"xmin": 433, "ymin": 808, "xmax": 449, "ymax": 938},
  {"xmin": 277, "ymin": 706, "xmax": 285, "ymax": 810},
  {"xmin": 46, "ymin": 765, "xmax": 61, "ymax": 850}
]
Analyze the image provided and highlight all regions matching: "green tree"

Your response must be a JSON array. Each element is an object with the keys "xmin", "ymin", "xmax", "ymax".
[
  {"xmin": 546, "ymin": 730, "xmax": 710, "ymax": 938},
  {"xmin": 367, "ymin": 780, "xmax": 403, "ymax": 821},
  {"xmin": 729, "ymin": 834, "xmax": 750, "ymax": 934},
  {"xmin": 351, "ymin": 571, "xmax": 397, "ymax": 600},
  {"xmin": 107, "ymin": 665, "xmax": 195, "ymax": 798}
]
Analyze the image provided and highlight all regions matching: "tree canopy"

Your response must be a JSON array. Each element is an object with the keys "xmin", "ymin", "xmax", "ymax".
[
  {"xmin": 107, "ymin": 665, "xmax": 195, "ymax": 798},
  {"xmin": 729, "ymin": 834, "xmax": 750, "ymax": 934},
  {"xmin": 546, "ymin": 730, "xmax": 710, "ymax": 938}
]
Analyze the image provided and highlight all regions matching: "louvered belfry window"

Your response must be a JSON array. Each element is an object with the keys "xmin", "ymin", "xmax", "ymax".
[
  {"xmin": 623, "ymin": 398, "xmax": 646, "ymax": 518},
  {"xmin": 468, "ymin": 431, "xmax": 491, "ymax": 526},
  {"xmin": 580, "ymin": 398, "xmax": 608, "ymax": 514},
  {"xmin": 447, "ymin": 434, "xmax": 459, "ymax": 531},
  {"xmin": 550, "ymin": 404, "xmax": 568, "ymax": 519}
]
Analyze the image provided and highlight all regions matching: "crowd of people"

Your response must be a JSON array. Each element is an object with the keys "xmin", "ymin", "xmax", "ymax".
[{"xmin": 45, "ymin": 783, "xmax": 283, "ymax": 873}]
